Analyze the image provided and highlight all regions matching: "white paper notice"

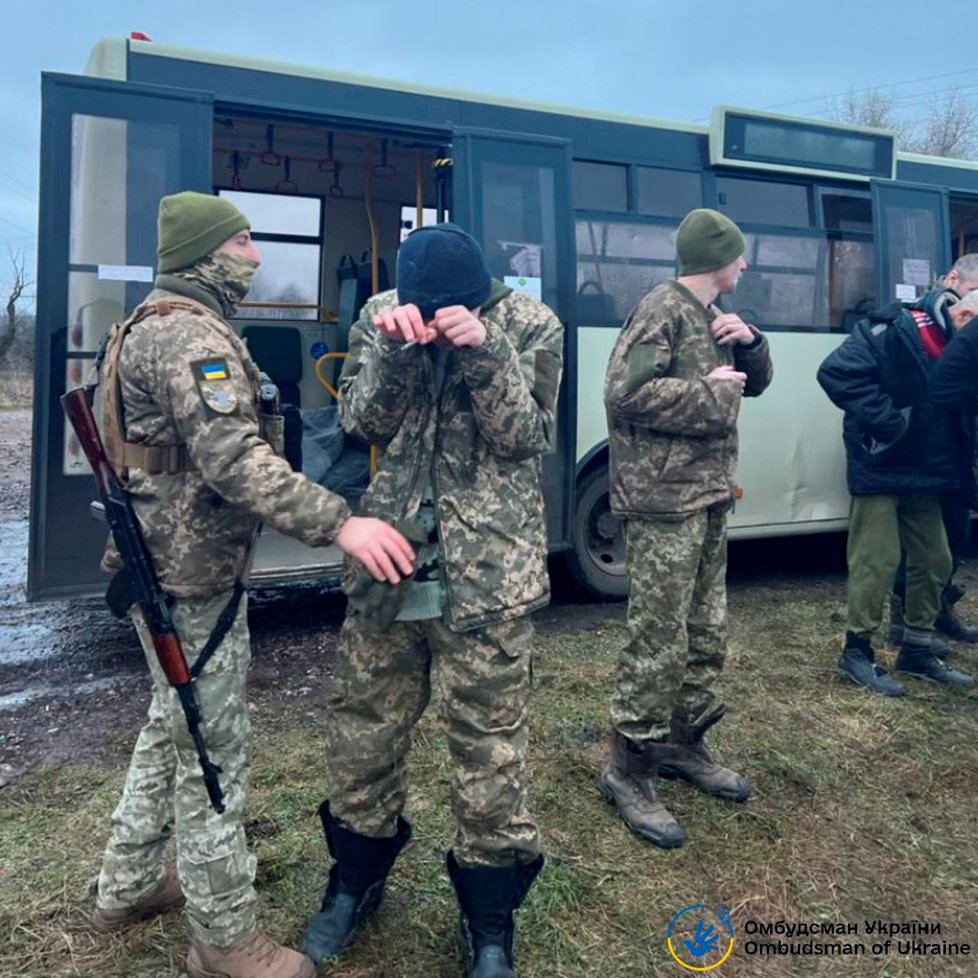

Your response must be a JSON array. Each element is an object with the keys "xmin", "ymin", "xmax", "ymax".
[
  {"xmin": 895, "ymin": 283, "xmax": 917, "ymax": 302},
  {"xmin": 97, "ymin": 264, "xmax": 154, "ymax": 283},
  {"xmin": 902, "ymin": 258, "xmax": 931, "ymax": 287},
  {"xmin": 504, "ymin": 275, "xmax": 542, "ymax": 301}
]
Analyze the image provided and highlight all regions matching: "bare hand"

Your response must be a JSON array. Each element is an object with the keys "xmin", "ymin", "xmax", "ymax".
[
  {"xmin": 433, "ymin": 306, "xmax": 486, "ymax": 348},
  {"xmin": 335, "ymin": 516, "xmax": 415, "ymax": 584},
  {"xmin": 710, "ymin": 312, "xmax": 754, "ymax": 346},
  {"xmin": 373, "ymin": 304, "xmax": 437, "ymax": 345},
  {"xmin": 707, "ymin": 364, "xmax": 747, "ymax": 390}
]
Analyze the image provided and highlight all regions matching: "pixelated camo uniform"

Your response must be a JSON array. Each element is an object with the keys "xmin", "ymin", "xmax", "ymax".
[
  {"xmin": 328, "ymin": 280, "xmax": 563, "ymax": 866},
  {"xmin": 604, "ymin": 281, "xmax": 772, "ymax": 740},
  {"xmin": 96, "ymin": 264, "xmax": 351, "ymax": 947}
]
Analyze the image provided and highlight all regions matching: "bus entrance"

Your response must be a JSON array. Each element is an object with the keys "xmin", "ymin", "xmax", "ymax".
[{"xmin": 29, "ymin": 67, "xmax": 575, "ymax": 599}]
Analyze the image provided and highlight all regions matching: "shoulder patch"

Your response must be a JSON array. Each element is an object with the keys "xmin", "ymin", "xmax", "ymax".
[{"xmin": 190, "ymin": 357, "xmax": 238, "ymax": 414}]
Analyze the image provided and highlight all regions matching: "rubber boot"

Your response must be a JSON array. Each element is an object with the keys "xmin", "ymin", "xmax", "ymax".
[
  {"xmin": 935, "ymin": 583, "xmax": 978, "ymax": 644},
  {"xmin": 300, "ymin": 801, "xmax": 411, "ymax": 965},
  {"xmin": 889, "ymin": 593, "xmax": 953, "ymax": 656},
  {"xmin": 659, "ymin": 705, "xmax": 752, "ymax": 801},
  {"xmin": 92, "ymin": 867, "xmax": 185, "ymax": 933},
  {"xmin": 596, "ymin": 730, "xmax": 685, "ymax": 848},
  {"xmin": 895, "ymin": 630, "xmax": 976, "ymax": 689},
  {"xmin": 837, "ymin": 631, "xmax": 905, "ymax": 697},
  {"xmin": 187, "ymin": 931, "xmax": 314, "ymax": 978},
  {"xmin": 447, "ymin": 851, "xmax": 543, "ymax": 978}
]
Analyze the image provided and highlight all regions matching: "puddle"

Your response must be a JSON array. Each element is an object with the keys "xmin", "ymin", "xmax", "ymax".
[{"xmin": 0, "ymin": 676, "xmax": 131, "ymax": 712}]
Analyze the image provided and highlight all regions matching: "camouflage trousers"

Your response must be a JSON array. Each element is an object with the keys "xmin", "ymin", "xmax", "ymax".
[
  {"xmin": 96, "ymin": 592, "xmax": 257, "ymax": 948},
  {"xmin": 610, "ymin": 509, "xmax": 728, "ymax": 742},
  {"xmin": 326, "ymin": 614, "xmax": 539, "ymax": 867}
]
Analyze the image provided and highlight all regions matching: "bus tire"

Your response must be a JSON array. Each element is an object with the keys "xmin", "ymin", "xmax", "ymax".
[{"xmin": 565, "ymin": 465, "xmax": 628, "ymax": 600}]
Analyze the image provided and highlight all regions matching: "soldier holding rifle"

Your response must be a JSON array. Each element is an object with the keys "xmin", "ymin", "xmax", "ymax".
[{"xmin": 76, "ymin": 192, "xmax": 413, "ymax": 978}]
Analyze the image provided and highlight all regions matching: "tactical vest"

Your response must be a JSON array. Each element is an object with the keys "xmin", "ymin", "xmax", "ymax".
[{"xmin": 100, "ymin": 296, "xmax": 213, "ymax": 479}]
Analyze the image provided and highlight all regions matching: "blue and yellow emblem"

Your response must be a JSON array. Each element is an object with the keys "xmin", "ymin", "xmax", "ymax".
[
  {"xmin": 191, "ymin": 356, "xmax": 238, "ymax": 415},
  {"xmin": 667, "ymin": 904, "xmax": 735, "ymax": 971}
]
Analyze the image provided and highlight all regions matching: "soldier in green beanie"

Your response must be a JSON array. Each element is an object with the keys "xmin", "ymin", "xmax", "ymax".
[
  {"xmin": 90, "ymin": 190, "xmax": 415, "ymax": 978},
  {"xmin": 599, "ymin": 208, "xmax": 773, "ymax": 848}
]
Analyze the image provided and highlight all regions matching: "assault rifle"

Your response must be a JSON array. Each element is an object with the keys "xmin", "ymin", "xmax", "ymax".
[{"xmin": 61, "ymin": 387, "xmax": 226, "ymax": 814}]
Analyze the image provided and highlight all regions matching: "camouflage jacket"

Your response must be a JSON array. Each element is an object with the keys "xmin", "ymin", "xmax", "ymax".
[
  {"xmin": 103, "ymin": 285, "xmax": 351, "ymax": 597},
  {"xmin": 604, "ymin": 280, "xmax": 772, "ymax": 519},
  {"xmin": 339, "ymin": 281, "xmax": 563, "ymax": 632}
]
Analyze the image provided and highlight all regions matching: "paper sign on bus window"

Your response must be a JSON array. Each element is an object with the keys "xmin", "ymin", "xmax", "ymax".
[
  {"xmin": 895, "ymin": 283, "xmax": 917, "ymax": 302},
  {"xmin": 902, "ymin": 259, "xmax": 931, "ymax": 287},
  {"xmin": 504, "ymin": 276, "xmax": 542, "ymax": 301},
  {"xmin": 97, "ymin": 264, "xmax": 154, "ymax": 283}
]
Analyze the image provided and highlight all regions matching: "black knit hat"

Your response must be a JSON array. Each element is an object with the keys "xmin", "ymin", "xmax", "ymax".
[{"xmin": 396, "ymin": 223, "xmax": 492, "ymax": 319}]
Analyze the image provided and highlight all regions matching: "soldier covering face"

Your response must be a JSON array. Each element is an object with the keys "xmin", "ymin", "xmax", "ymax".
[{"xmin": 300, "ymin": 223, "xmax": 564, "ymax": 978}]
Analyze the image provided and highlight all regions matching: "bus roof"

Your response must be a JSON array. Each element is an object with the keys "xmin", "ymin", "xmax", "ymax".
[{"xmin": 86, "ymin": 38, "xmax": 978, "ymax": 175}]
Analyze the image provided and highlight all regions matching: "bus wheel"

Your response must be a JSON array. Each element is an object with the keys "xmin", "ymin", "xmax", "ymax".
[{"xmin": 566, "ymin": 465, "xmax": 627, "ymax": 599}]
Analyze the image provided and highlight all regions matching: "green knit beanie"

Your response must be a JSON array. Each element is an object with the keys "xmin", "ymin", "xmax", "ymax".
[
  {"xmin": 676, "ymin": 208, "xmax": 745, "ymax": 276},
  {"xmin": 157, "ymin": 192, "xmax": 250, "ymax": 273}
]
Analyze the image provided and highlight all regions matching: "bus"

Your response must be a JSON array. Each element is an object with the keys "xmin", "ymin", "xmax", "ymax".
[{"xmin": 28, "ymin": 35, "xmax": 978, "ymax": 601}]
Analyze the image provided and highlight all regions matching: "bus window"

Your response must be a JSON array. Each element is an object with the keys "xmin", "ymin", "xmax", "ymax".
[
  {"xmin": 573, "ymin": 160, "xmax": 628, "ymax": 212},
  {"xmin": 716, "ymin": 176, "xmax": 812, "ymax": 228},
  {"xmin": 219, "ymin": 190, "xmax": 322, "ymax": 320},
  {"xmin": 575, "ymin": 219, "xmax": 676, "ymax": 322},
  {"xmin": 821, "ymin": 192, "xmax": 873, "ymax": 234},
  {"xmin": 735, "ymin": 232, "xmax": 827, "ymax": 329},
  {"xmin": 635, "ymin": 167, "xmax": 702, "ymax": 218}
]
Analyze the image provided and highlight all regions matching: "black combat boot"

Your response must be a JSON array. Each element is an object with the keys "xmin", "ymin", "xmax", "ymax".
[
  {"xmin": 837, "ymin": 632, "xmax": 905, "ymax": 697},
  {"xmin": 659, "ymin": 705, "xmax": 752, "ymax": 801},
  {"xmin": 895, "ymin": 631, "xmax": 976, "ymax": 690},
  {"xmin": 890, "ymin": 592, "xmax": 953, "ymax": 655},
  {"xmin": 447, "ymin": 851, "xmax": 543, "ymax": 978},
  {"xmin": 935, "ymin": 583, "xmax": 978, "ymax": 644},
  {"xmin": 300, "ymin": 801, "xmax": 411, "ymax": 965}
]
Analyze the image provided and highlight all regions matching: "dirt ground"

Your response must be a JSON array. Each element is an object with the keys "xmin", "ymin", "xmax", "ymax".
[
  {"xmin": 0, "ymin": 405, "xmax": 852, "ymax": 789},
  {"xmin": 4, "ymin": 408, "xmax": 978, "ymax": 978}
]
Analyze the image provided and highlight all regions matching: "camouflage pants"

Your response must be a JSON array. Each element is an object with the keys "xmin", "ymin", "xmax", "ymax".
[
  {"xmin": 326, "ymin": 615, "xmax": 539, "ymax": 867},
  {"xmin": 610, "ymin": 509, "xmax": 727, "ymax": 742},
  {"xmin": 96, "ymin": 592, "xmax": 257, "ymax": 948}
]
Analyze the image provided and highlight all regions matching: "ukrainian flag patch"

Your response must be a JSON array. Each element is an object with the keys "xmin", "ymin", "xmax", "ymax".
[
  {"xmin": 191, "ymin": 356, "xmax": 238, "ymax": 415},
  {"xmin": 200, "ymin": 361, "xmax": 228, "ymax": 381}
]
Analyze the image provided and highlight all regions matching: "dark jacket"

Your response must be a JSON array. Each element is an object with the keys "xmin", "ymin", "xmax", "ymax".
[
  {"xmin": 929, "ymin": 313, "xmax": 978, "ymax": 412},
  {"xmin": 817, "ymin": 291, "xmax": 969, "ymax": 497}
]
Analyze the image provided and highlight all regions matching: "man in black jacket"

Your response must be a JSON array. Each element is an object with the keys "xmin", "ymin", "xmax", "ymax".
[
  {"xmin": 929, "ymin": 290, "xmax": 978, "ymax": 410},
  {"xmin": 817, "ymin": 288, "xmax": 976, "ymax": 695},
  {"xmin": 891, "ymin": 256, "xmax": 978, "ymax": 647}
]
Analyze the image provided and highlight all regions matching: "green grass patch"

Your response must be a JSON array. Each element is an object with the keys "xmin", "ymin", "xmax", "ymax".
[{"xmin": 3, "ymin": 578, "xmax": 978, "ymax": 977}]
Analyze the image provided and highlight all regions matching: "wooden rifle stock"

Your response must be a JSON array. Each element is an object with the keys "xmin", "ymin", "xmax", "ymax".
[{"xmin": 60, "ymin": 387, "xmax": 226, "ymax": 814}]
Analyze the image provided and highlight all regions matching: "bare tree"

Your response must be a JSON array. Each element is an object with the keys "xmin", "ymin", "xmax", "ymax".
[
  {"xmin": 824, "ymin": 87, "xmax": 913, "ymax": 144},
  {"xmin": 824, "ymin": 86, "xmax": 977, "ymax": 160},
  {"xmin": 1, "ymin": 250, "xmax": 31, "ymax": 361},
  {"xmin": 906, "ymin": 90, "xmax": 978, "ymax": 159}
]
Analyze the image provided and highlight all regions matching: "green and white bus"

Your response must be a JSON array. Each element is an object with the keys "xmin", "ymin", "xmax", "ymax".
[{"xmin": 28, "ymin": 36, "xmax": 978, "ymax": 600}]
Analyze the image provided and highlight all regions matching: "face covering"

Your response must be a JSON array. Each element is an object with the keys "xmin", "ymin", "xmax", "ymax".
[{"xmin": 176, "ymin": 250, "xmax": 259, "ymax": 317}]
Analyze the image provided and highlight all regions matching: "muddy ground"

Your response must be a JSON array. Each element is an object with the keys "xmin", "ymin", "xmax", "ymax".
[{"xmin": 0, "ymin": 405, "xmax": 947, "ymax": 792}]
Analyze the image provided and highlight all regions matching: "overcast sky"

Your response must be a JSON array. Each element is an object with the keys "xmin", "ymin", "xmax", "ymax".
[{"xmin": 4, "ymin": 0, "xmax": 978, "ymax": 283}]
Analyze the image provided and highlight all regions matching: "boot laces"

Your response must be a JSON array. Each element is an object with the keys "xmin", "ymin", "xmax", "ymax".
[{"xmin": 241, "ymin": 931, "xmax": 283, "ymax": 966}]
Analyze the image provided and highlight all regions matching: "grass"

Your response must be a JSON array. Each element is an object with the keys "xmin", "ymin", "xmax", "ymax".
[{"xmin": 2, "ymin": 572, "xmax": 978, "ymax": 978}]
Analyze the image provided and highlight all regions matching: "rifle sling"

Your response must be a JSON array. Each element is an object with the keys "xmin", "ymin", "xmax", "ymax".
[{"xmin": 190, "ymin": 580, "xmax": 246, "ymax": 679}]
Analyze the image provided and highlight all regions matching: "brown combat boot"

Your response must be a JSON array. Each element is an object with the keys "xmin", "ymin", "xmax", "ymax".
[
  {"xmin": 92, "ymin": 868, "xmax": 185, "ymax": 933},
  {"xmin": 659, "ymin": 705, "xmax": 751, "ymax": 802},
  {"xmin": 187, "ymin": 931, "xmax": 315, "ymax": 978},
  {"xmin": 596, "ymin": 730, "xmax": 685, "ymax": 849}
]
